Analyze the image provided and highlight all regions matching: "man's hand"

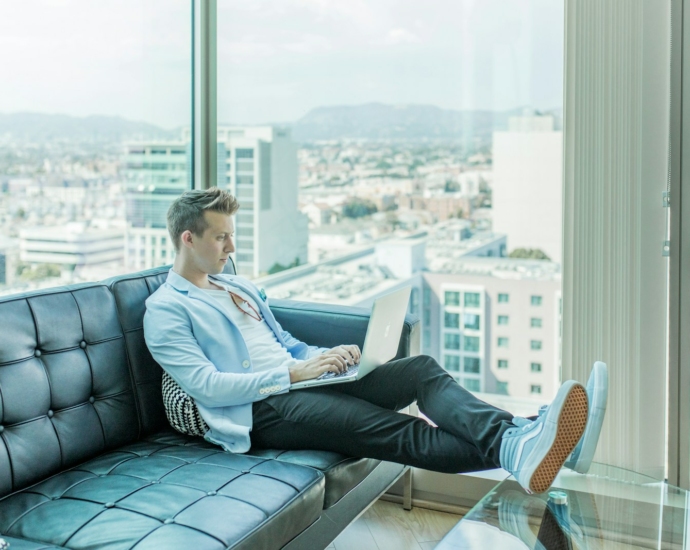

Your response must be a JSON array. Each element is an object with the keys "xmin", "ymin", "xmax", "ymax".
[
  {"xmin": 325, "ymin": 344, "xmax": 362, "ymax": 367},
  {"xmin": 288, "ymin": 345, "xmax": 362, "ymax": 384}
]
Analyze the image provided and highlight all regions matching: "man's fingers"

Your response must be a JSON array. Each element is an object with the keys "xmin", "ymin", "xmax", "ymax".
[{"xmin": 321, "ymin": 353, "xmax": 348, "ymax": 372}]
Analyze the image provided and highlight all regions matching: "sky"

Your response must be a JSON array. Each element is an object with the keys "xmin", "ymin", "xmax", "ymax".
[{"xmin": 0, "ymin": 0, "xmax": 564, "ymax": 129}]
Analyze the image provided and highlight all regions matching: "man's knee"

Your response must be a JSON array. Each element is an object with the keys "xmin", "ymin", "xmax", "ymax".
[{"xmin": 407, "ymin": 354, "xmax": 445, "ymax": 378}]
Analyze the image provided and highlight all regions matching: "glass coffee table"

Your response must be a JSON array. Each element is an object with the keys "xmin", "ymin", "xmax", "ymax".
[{"xmin": 435, "ymin": 464, "xmax": 688, "ymax": 549}]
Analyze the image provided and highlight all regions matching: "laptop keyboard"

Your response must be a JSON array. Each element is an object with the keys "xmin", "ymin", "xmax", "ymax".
[{"xmin": 318, "ymin": 364, "xmax": 360, "ymax": 380}]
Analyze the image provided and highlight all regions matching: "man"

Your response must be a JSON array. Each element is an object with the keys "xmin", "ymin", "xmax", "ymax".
[{"xmin": 144, "ymin": 188, "xmax": 607, "ymax": 495}]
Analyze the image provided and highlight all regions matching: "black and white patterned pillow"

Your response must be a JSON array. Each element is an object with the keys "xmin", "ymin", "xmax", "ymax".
[{"xmin": 161, "ymin": 371, "xmax": 209, "ymax": 437}]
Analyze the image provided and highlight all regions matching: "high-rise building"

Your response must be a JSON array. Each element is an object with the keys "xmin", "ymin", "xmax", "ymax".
[
  {"xmin": 491, "ymin": 114, "xmax": 563, "ymax": 263},
  {"xmin": 123, "ymin": 127, "xmax": 308, "ymax": 278},
  {"xmin": 122, "ymin": 141, "xmax": 192, "ymax": 271},
  {"xmin": 217, "ymin": 126, "xmax": 308, "ymax": 278}
]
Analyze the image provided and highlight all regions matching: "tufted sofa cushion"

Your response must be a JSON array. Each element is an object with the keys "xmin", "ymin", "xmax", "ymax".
[
  {"xmin": 107, "ymin": 268, "xmax": 170, "ymax": 437},
  {"xmin": 0, "ymin": 285, "xmax": 139, "ymax": 498},
  {"xmin": 0, "ymin": 437, "xmax": 324, "ymax": 549},
  {"xmin": 146, "ymin": 431, "xmax": 381, "ymax": 510}
]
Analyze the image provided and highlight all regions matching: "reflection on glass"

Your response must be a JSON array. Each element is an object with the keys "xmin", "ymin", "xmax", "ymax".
[
  {"xmin": 0, "ymin": 1, "xmax": 192, "ymax": 293},
  {"xmin": 437, "ymin": 464, "xmax": 686, "ymax": 550},
  {"xmin": 218, "ymin": 0, "xmax": 564, "ymax": 408}
]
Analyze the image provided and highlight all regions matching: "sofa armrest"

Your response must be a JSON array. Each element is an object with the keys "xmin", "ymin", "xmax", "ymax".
[{"xmin": 268, "ymin": 299, "xmax": 420, "ymax": 361}]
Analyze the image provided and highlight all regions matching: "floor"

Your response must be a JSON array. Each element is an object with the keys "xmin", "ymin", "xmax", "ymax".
[{"xmin": 325, "ymin": 499, "xmax": 462, "ymax": 550}]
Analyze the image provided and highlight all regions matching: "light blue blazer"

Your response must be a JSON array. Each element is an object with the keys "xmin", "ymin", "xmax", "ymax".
[{"xmin": 144, "ymin": 269, "xmax": 327, "ymax": 453}]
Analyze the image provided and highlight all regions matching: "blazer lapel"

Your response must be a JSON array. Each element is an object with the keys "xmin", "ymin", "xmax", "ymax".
[{"xmin": 209, "ymin": 275, "xmax": 284, "ymax": 340}]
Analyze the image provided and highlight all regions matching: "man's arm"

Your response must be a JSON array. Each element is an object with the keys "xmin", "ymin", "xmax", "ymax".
[{"xmin": 144, "ymin": 298, "xmax": 291, "ymax": 408}]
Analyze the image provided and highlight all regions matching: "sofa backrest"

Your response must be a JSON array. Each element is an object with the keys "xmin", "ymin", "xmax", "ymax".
[
  {"xmin": 106, "ymin": 266, "xmax": 170, "ymax": 436},
  {"xmin": 0, "ymin": 284, "xmax": 139, "ymax": 497}
]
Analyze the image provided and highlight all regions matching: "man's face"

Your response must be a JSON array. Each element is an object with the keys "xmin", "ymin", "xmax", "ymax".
[{"xmin": 188, "ymin": 211, "xmax": 235, "ymax": 275}]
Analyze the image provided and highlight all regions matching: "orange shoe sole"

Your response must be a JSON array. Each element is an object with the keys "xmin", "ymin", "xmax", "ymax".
[{"xmin": 529, "ymin": 384, "xmax": 589, "ymax": 494}]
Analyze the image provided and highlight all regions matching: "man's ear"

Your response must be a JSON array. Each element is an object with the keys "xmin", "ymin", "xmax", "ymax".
[{"xmin": 180, "ymin": 230, "xmax": 194, "ymax": 248}]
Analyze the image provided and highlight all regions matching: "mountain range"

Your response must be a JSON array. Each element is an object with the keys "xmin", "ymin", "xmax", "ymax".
[
  {"xmin": 0, "ymin": 104, "xmax": 562, "ymax": 144},
  {"xmin": 0, "ymin": 113, "xmax": 177, "ymax": 143}
]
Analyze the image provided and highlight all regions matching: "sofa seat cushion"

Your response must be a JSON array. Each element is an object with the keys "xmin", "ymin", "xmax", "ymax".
[
  {"xmin": 0, "ymin": 438, "xmax": 324, "ymax": 550},
  {"xmin": 247, "ymin": 449, "xmax": 380, "ymax": 509},
  {"xmin": 145, "ymin": 430, "xmax": 380, "ymax": 510}
]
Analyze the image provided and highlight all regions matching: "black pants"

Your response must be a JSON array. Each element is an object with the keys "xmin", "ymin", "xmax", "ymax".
[{"xmin": 251, "ymin": 355, "xmax": 515, "ymax": 473}]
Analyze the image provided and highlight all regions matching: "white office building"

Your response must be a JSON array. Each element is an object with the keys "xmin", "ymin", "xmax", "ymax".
[
  {"xmin": 492, "ymin": 114, "xmax": 563, "ymax": 263},
  {"xmin": 19, "ymin": 224, "xmax": 125, "ymax": 267}
]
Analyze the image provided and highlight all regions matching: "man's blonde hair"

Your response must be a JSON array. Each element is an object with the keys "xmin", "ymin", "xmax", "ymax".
[{"xmin": 167, "ymin": 188, "xmax": 239, "ymax": 251}]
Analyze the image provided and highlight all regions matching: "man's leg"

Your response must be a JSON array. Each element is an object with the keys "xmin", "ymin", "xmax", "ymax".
[
  {"xmin": 251, "ymin": 387, "xmax": 497, "ymax": 473},
  {"xmin": 331, "ymin": 354, "xmax": 514, "ymax": 468}
]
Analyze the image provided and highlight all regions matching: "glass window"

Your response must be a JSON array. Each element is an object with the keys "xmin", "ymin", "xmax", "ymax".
[
  {"xmin": 236, "ymin": 175, "xmax": 255, "ymax": 185},
  {"xmin": 463, "ymin": 379, "xmax": 481, "ymax": 392},
  {"xmin": 497, "ymin": 359, "xmax": 508, "ymax": 369},
  {"xmin": 531, "ymin": 295, "xmax": 543, "ymax": 306},
  {"xmin": 497, "ymin": 315, "xmax": 509, "ymax": 325},
  {"xmin": 497, "ymin": 337, "xmax": 509, "ymax": 348},
  {"xmin": 531, "ymin": 317, "xmax": 543, "ymax": 328},
  {"xmin": 530, "ymin": 340, "xmax": 542, "ymax": 350},
  {"xmin": 444, "ymin": 333, "xmax": 460, "ymax": 350},
  {"xmin": 463, "ymin": 313, "xmax": 480, "ymax": 330},
  {"xmin": 464, "ymin": 292, "xmax": 481, "ymax": 308},
  {"xmin": 463, "ymin": 336, "xmax": 480, "ymax": 352},
  {"xmin": 216, "ymin": 1, "xmax": 565, "ymax": 405},
  {"xmin": 1, "ymin": 1, "xmax": 192, "ymax": 289},
  {"xmin": 531, "ymin": 385, "xmax": 542, "ymax": 395},
  {"xmin": 444, "ymin": 355, "xmax": 460, "ymax": 372},
  {"xmin": 236, "ymin": 148, "xmax": 254, "ymax": 159},
  {"xmin": 444, "ymin": 291, "xmax": 460, "ymax": 306},
  {"xmin": 531, "ymin": 362, "xmax": 542, "ymax": 372},
  {"xmin": 423, "ymin": 287, "xmax": 431, "ymax": 306},
  {"xmin": 444, "ymin": 312, "xmax": 460, "ymax": 328},
  {"xmin": 496, "ymin": 381, "xmax": 509, "ymax": 395},
  {"xmin": 463, "ymin": 357, "xmax": 480, "ymax": 373}
]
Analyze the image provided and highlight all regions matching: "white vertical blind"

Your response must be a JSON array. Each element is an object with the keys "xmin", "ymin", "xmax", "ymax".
[{"xmin": 562, "ymin": 0, "xmax": 670, "ymax": 479}]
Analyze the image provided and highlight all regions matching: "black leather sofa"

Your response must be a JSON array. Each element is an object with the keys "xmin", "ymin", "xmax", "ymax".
[{"xmin": 0, "ymin": 265, "xmax": 419, "ymax": 549}]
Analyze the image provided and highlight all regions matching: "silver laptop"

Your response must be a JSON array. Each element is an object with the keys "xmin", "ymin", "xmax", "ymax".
[{"xmin": 290, "ymin": 286, "xmax": 412, "ymax": 390}]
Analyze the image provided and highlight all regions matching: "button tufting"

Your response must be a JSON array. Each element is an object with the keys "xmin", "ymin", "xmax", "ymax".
[
  {"xmin": 47, "ymin": 410, "xmax": 54, "ymax": 418},
  {"xmin": 241, "ymin": 470, "xmax": 251, "ymax": 474},
  {"xmin": 80, "ymin": 341, "xmax": 87, "ymax": 349},
  {"xmin": 89, "ymin": 396, "xmax": 95, "ymax": 404},
  {"xmin": 34, "ymin": 350, "xmax": 41, "ymax": 357},
  {"xmin": 207, "ymin": 490, "xmax": 217, "ymax": 496},
  {"xmin": 0, "ymin": 426, "xmax": 4, "ymax": 434},
  {"xmin": 164, "ymin": 518, "xmax": 174, "ymax": 524},
  {"xmin": 104, "ymin": 502, "xmax": 115, "ymax": 508},
  {"xmin": 150, "ymin": 480, "xmax": 159, "ymax": 484}
]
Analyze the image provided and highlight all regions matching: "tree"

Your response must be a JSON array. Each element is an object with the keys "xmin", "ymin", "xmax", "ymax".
[
  {"xmin": 18, "ymin": 263, "xmax": 61, "ymax": 281},
  {"xmin": 268, "ymin": 257, "xmax": 301, "ymax": 275},
  {"xmin": 444, "ymin": 180, "xmax": 460, "ymax": 193},
  {"xmin": 342, "ymin": 198, "xmax": 378, "ymax": 219},
  {"xmin": 508, "ymin": 248, "xmax": 551, "ymax": 261}
]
